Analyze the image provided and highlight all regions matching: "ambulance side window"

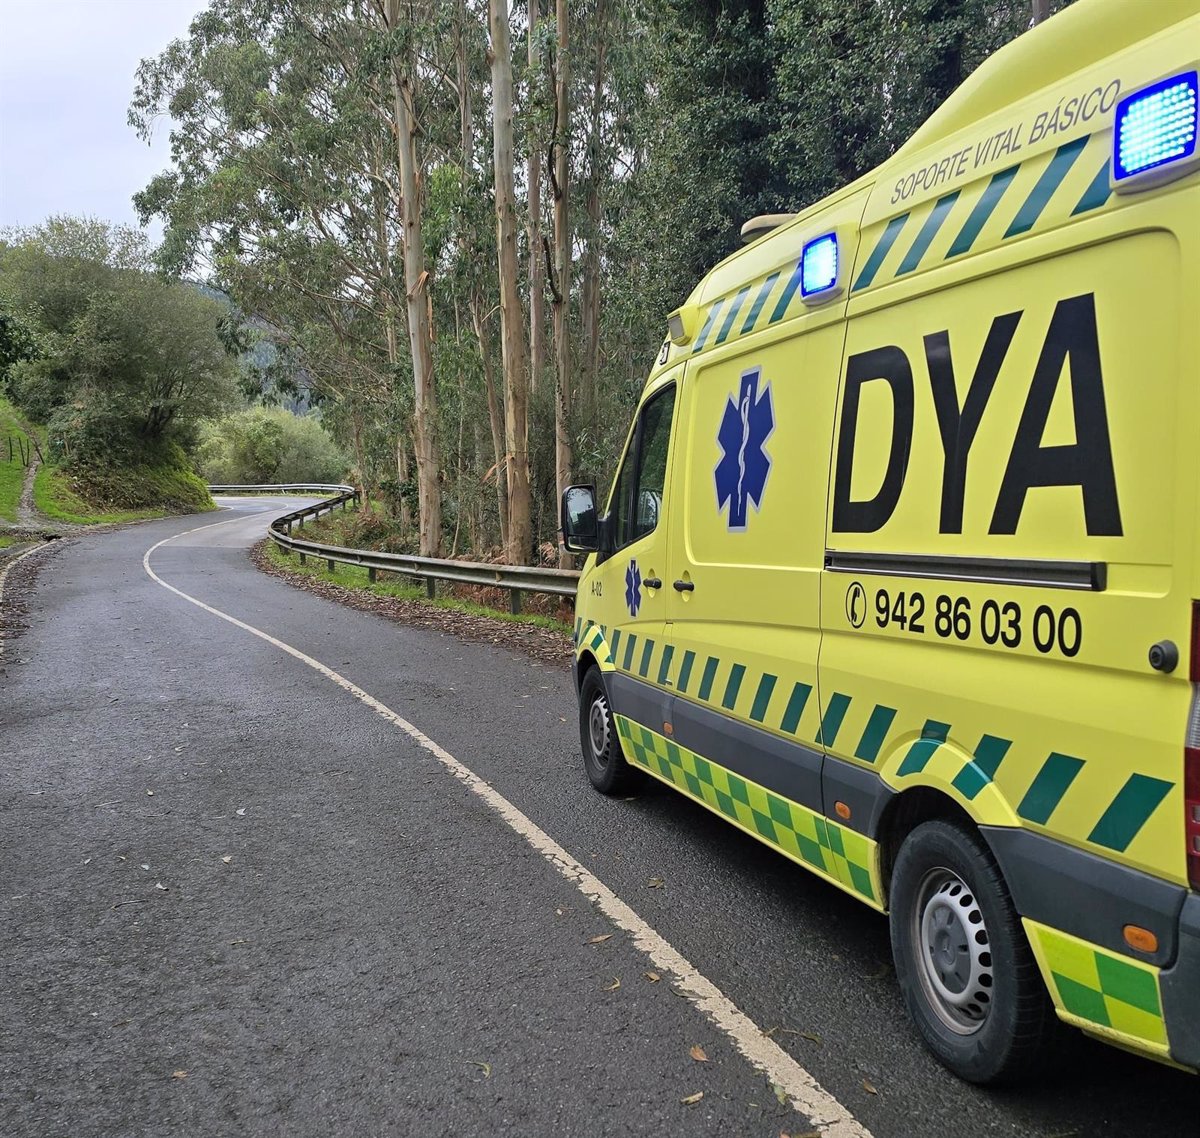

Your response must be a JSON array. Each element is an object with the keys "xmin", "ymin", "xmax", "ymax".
[{"xmin": 613, "ymin": 385, "xmax": 676, "ymax": 550}]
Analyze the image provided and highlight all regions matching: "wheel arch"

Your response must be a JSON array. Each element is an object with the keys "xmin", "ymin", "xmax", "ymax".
[{"xmin": 876, "ymin": 786, "xmax": 1000, "ymax": 908}]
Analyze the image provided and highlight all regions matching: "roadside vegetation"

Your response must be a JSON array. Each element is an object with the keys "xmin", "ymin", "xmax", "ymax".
[
  {"xmin": 196, "ymin": 407, "xmax": 347, "ymax": 486},
  {"xmin": 0, "ymin": 394, "xmax": 27, "ymax": 522},
  {"xmin": 269, "ymin": 503, "xmax": 571, "ymax": 633},
  {"xmin": 0, "ymin": 218, "xmax": 239, "ymax": 522}
]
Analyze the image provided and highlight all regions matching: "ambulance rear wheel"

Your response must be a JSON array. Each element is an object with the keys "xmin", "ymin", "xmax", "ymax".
[
  {"xmin": 579, "ymin": 667, "xmax": 641, "ymax": 795},
  {"xmin": 889, "ymin": 820, "xmax": 1055, "ymax": 1085}
]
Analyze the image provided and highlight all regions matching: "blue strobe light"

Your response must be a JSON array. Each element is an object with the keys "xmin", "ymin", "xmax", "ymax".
[
  {"xmin": 800, "ymin": 233, "xmax": 839, "ymax": 300},
  {"xmin": 1114, "ymin": 72, "xmax": 1198, "ymax": 182}
]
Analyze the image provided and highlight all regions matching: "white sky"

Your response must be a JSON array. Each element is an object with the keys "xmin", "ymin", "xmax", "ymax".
[{"xmin": 0, "ymin": 0, "xmax": 206, "ymax": 237}]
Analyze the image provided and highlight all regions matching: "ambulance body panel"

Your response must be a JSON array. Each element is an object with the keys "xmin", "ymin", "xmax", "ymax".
[{"xmin": 565, "ymin": 0, "xmax": 1200, "ymax": 1080}]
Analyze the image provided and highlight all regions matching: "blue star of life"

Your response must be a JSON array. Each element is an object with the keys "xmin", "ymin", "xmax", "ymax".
[
  {"xmin": 715, "ymin": 367, "xmax": 775, "ymax": 530},
  {"xmin": 625, "ymin": 559, "xmax": 642, "ymax": 617}
]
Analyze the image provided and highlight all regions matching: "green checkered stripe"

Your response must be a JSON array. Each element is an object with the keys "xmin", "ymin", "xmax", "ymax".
[
  {"xmin": 576, "ymin": 619, "xmax": 1174, "ymax": 857},
  {"xmin": 614, "ymin": 714, "xmax": 878, "ymax": 906},
  {"xmin": 1029, "ymin": 922, "xmax": 1167, "ymax": 1049}
]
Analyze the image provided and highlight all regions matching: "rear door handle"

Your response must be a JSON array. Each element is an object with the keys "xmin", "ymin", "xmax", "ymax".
[
  {"xmin": 644, "ymin": 577, "xmax": 663, "ymax": 590},
  {"xmin": 673, "ymin": 579, "xmax": 694, "ymax": 592}
]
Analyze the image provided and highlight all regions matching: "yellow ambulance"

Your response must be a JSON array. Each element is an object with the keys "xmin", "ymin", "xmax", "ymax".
[{"xmin": 561, "ymin": 0, "xmax": 1200, "ymax": 1084}]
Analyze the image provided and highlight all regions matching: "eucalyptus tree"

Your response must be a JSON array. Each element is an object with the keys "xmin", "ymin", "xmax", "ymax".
[
  {"xmin": 487, "ymin": 0, "xmax": 533, "ymax": 563},
  {"xmin": 132, "ymin": 0, "xmax": 449, "ymax": 552}
]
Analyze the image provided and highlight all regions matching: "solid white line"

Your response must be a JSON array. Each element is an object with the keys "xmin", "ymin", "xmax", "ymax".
[{"xmin": 143, "ymin": 516, "xmax": 872, "ymax": 1137}]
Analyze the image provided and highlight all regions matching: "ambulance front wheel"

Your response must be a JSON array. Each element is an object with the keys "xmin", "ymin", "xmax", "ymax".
[
  {"xmin": 579, "ymin": 667, "xmax": 642, "ymax": 795},
  {"xmin": 889, "ymin": 819, "xmax": 1056, "ymax": 1085}
]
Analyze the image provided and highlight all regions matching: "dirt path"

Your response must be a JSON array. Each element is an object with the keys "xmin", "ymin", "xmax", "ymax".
[{"xmin": 16, "ymin": 444, "xmax": 40, "ymax": 527}]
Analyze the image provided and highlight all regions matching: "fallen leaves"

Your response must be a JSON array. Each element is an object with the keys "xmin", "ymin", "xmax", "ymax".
[
  {"xmin": 221, "ymin": 856, "xmax": 232, "ymax": 864},
  {"xmin": 643, "ymin": 971, "xmax": 661, "ymax": 983},
  {"xmin": 680, "ymin": 1091, "xmax": 704, "ymax": 1106},
  {"xmin": 762, "ymin": 1026, "xmax": 820, "ymax": 1045},
  {"xmin": 862, "ymin": 1079, "xmax": 878, "ymax": 1096},
  {"xmin": 171, "ymin": 1070, "xmax": 187, "ymax": 1080},
  {"xmin": 647, "ymin": 876, "xmax": 664, "ymax": 888},
  {"xmin": 587, "ymin": 933, "xmax": 613, "ymax": 945},
  {"xmin": 235, "ymin": 808, "xmax": 246, "ymax": 817},
  {"xmin": 603, "ymin": 977, "xmax": 621, "ymax": 992},
  {"xmin": 468, "ymin": 1060, "xmax": 491, "ymax": 1078},
  {"xmin": 689, "ymin": 1045, "xmax": 708, "ymax": 1062}
]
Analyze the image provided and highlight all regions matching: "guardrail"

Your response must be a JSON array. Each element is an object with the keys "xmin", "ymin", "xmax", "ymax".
[
  {"xmin": 210, "ymin": 483, "xmax": 580, "ymax": 614},
  {"xmin": 209, "ymin": 483, "xmax": 355, "ymax": 495}
]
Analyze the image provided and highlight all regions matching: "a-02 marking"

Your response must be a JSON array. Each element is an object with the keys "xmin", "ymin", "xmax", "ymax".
[
  {"xmin": 590, "ymin": 580, "xmax": 603, "ymax": 596},
  {"xmin": 864, "ymin": 586, "xmax": 1082, "ymax": 657}
]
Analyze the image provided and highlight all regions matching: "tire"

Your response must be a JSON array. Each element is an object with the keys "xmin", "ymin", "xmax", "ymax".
[
  {"xmin": 888, "ymin": 819, "xmax": 1057, "ymax": 1085},
  {"xmin": 578, "ymin": 667, "xmax": 642, "ymax": 795}
]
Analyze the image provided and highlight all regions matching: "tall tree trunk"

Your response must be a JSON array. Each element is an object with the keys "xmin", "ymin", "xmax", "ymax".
[
  {"xmin": 397, "ymin": 432, "xmax": 413, "ymax": 532},
  {"xmin": 488, "ymin": 0, "xmax": 533, "ymax": 564},
  {"xmin": 386, "ymin": 0, "xmax": 442, "ymax": 557},
  {"xmin": 1031, "ymin": 0, "xmax": 1051, "ymax": 24},
  {"xmin": 527, "ymin": 0, "xmax": 546, "ymax": 399},
  {"xmin": 471, "ymin": 295, "xmax": 511, "ymax": 549},
  {"xmin": 550, "ymin": 0, "xmax": 573, "ymax": 567},
  {"xmin": 456, "ymin": 0, "xmax": 509, "ymax": 551},
  {"xmin": 579, "ymin": 0, "xmax": 607, "ymax": 436}
]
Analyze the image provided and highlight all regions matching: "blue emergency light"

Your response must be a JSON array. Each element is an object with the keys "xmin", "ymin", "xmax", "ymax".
[
  {"xmin": 800, "ymin": 233, "xmax": 839, "ymax": 301},
  {"xmin": 1113, "ymin": 71, "xmax": 1198, "ymax": 183}
]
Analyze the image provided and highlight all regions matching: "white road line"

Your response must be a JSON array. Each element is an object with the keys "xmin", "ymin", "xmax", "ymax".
[{"xmin": 144, "ymin": 515, "xmax": 873, "ymax": 1138}]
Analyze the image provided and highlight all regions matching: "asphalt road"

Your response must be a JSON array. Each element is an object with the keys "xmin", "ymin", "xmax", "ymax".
[{"xmin": 2, "ymin": 497, "xmax": 1197, "ymax": 1137}]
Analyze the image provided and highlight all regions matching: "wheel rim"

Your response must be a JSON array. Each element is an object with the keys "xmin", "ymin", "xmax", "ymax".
[
  {"xmin": 587, "ymin": 691, "xmax": 611, "ymax": 768},
  {"xmin": 910, "ymin": 866, "xmax": 993, "ymax": 1035}
]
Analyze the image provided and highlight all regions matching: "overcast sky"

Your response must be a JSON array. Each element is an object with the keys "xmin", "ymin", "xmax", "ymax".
[{"xmin": 0, "ymin": 0, "xmax": 206, "ymax": 238}]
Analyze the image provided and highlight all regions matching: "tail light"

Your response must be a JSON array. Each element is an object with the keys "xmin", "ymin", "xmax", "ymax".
[{"xmin": 1187, "ymin": 746, "xmax": 1200, "ymax": 890}]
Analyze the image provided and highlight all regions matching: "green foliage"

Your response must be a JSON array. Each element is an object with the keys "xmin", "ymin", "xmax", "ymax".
[
  {"xmin": 0, "ymin": 218, "xmax": 239, "ymax": 498},
  {"xmin": 36, "ymin": 443, "xmax": 214, "ymax": 518},
  {"xmin": 196, "ymin": 406, "xmax": 348, "ymax": 484},
  {"xmin": 0, "ymin": 394, "xmax": 32, "ymax": 522}
]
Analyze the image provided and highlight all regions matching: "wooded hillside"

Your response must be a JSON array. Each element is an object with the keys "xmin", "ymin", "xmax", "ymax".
[{"xmin": 131, "ymin": 0, "xmax": 1071, "ymax": 562}]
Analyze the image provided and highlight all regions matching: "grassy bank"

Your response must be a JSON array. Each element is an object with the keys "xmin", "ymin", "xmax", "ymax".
[
  {"xmin": 264, "ymin": 539, "xmax": 573, "ymax": 634},
  {"xmin": 0, "ymin": 395, "xmax": 31, "ymax": 522},
  {"xmin": 1, "ymin": 392, "xmax": 214, "ymax": 526}
]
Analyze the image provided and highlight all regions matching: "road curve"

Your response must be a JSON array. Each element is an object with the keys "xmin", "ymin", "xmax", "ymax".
[{"xmin": 1, "ymin": 498, "xmax": 1197, "ymax": 1137}]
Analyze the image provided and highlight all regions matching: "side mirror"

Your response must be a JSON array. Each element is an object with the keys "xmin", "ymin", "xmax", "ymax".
[{"xmin": 561, "ymin": 484, "xmax": 599, "ymax": 553}]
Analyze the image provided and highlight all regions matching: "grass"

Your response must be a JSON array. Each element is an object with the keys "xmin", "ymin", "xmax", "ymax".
[
  {"xmin": 265, "ymin": 540, "xmax": 573, "ymax": 634},
  {"xmin": 0, "ymin": 534, "xmax": 18, "ymax": 549},
  {"xmin": 32, "ymin": 465, "xmax": 170, "ymax": 525},
  {"xmin": 0, "ymin": 394, "xmax": 33, "ymax": 522}
]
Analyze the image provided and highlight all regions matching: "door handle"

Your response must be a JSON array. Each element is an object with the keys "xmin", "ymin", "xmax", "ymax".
[
  {"xmin": 673, "ymin": 579, "xmax": 694, "ymax": 592},
  {"xmin": 644, "ymin": 576, "xmax": 662, "ymax": 590}
]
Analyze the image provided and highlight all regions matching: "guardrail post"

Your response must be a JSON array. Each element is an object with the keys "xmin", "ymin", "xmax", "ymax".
[
  {"xmin": 298, "ymin": 551, "xmax": 307, "ymax": 565},
  {"xmin": 368, "ymin": 567, "xmax": 377, "ymax": 583},
  {"xmin": 327, "ymin": 559, "xmax": 335, "ymax": 573},
  {"xmin": 298, "ymin": 516, "xmax": 304, "ymax": 529},
  {"xmin": 426, "ymin": 578, "xmax": 436, "ymax": 600},
  {"xmin": 286, "ymin": 521, "xmax": 292, "ymax": 535},
  {"xmin": 510, "ymin": 588, "xmax": 522, "ymax": 615}
]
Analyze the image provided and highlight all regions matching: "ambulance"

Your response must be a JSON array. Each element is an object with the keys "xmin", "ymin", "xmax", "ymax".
[{"xmin": 561, "ymin": 0, "xmax": 1200, "ymax": 1084}]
